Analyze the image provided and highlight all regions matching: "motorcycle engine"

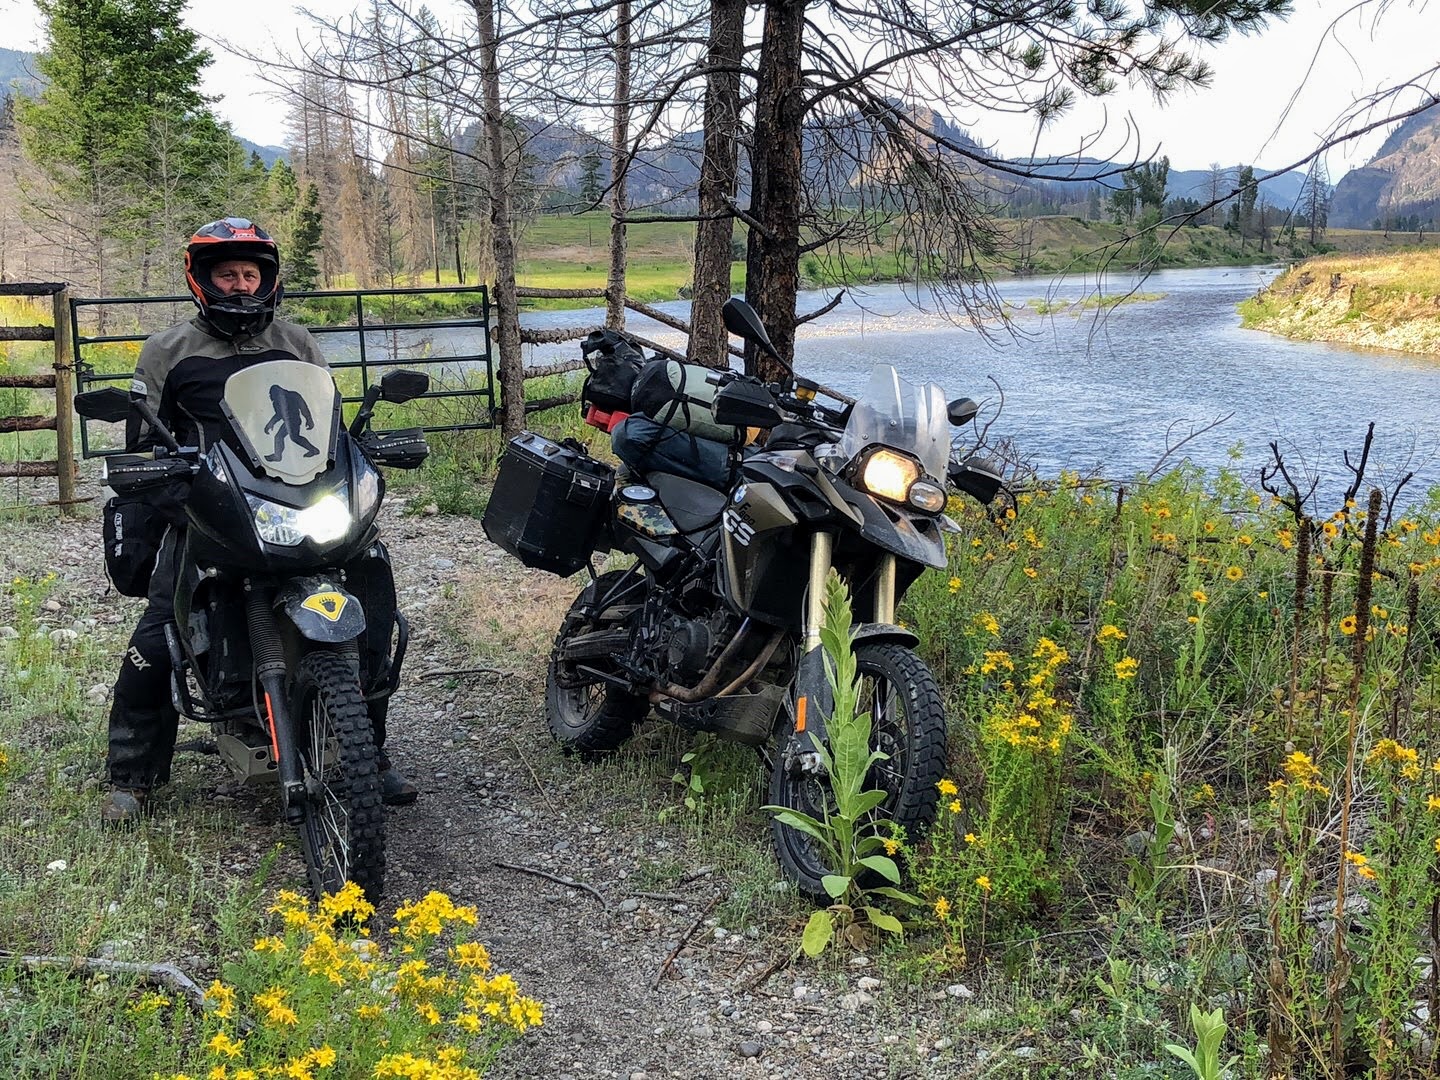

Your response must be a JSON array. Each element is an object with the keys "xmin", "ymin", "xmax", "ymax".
[{"xmin": 658, "ymin": 614, "xmax": 714, "ymax": 685}]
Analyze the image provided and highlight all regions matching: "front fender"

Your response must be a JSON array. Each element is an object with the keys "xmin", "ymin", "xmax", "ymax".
[
  {"xmin": 852, "ymin": 621, "xmax": 919, "ymax": 649},
  {"xmin": 276, "ymin": 576, "xmax": 366, "ymax": 642}
]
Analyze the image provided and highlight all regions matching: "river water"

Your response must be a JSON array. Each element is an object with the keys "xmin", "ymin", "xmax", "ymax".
[{"xmin": 342, "ymin": 266, "xmax": 1440, "ymax": 505}]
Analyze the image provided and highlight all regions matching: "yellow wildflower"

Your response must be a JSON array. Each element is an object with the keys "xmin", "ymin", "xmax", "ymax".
[
  {"xmin": 947, "ymin": 576, "xmax": 961, "ymax": 593},
  {"xmin": 1191, "ymin": 589, "xmax": 1208, "ymax": 605},
  {"xmin": 1023, "ymin": 566, "xmax": 1038, "ymax": 579},
  {"xmin": 976, "ymin": 876, "xmax": 992, "ymax": 892},
  {"xmin": 964, "ymin": 833, "xmax": 978, "ymax": 844},
  {"xmin": 207, "ymin": 1032, "xmax": 244, "ymax": 1060},
  {"xmin": 1339, "ymin": 615, "xmax": 1357, "ymax": 635},
  {"xmin": 1322, "ymin": 521, "xmax": 1339, "ymax": 539},
  {"xmin": 318, "ymin": 881, "xmax": 376, "ymax": 925},
  {"xmin": 937, "ymin": 778, "xmax": 958, "ymax": 797},
  {"xmin": 252, "ymin": 936, "xmax": 285, "ymax": 953},
  {"xmin": 883, "ymin": 838, "xmax": 899, "ymax": 856},
  {"xmin": 204, "ymin": 981, "xmax": 236, "ymax": 1019},
  {"xmin": 450, "ymin": 942, "xmax": 492, "ymax": 970},
  {"xmin": 1114, "ymin": 657, "xmax": 1139, "ymax": 681},
  {"xmin": 1096, "ymin": 624, "xmax": 1127, "ymax": 642},
  {"xmin": 1225, "ymin": 566, "xmax": 1244, "ymax": 581},
  {"xmin": 933, "ymin": 896, "xmax": 951, "ymax": 920},
  {"xmin": 1428, "ymin": 795, "xmax": 1440, "ymax": 812},
  {"xmin": 949, "ymin": 799, "xmax": 962, "ymax": 814}
]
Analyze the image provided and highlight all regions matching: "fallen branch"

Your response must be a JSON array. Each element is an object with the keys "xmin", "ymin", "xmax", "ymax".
[
  {"xmin": 506, "ymin": 735, "xmax": 559, "ymax": 816},
  {"xmin": 492, "ymin": 861, "xmax": 607, "ymax": 910},
  {"xmin": 654, "ymin": 897, "xmax": 719, "ymax": 988},
  {"xmin": 740, "ymin": 947, "xmax": 796, "ymax": 993},
  {"xmin": 2, "ymin": 951, "xmax": 209, "ymax": 1011},
  {"xmin": 417, "ymin": 666, "xmax": 513, "ymax": 680}
]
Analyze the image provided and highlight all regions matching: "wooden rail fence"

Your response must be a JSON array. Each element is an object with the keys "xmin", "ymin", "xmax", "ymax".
[{"xmin": 0, "ymin": 282, "xmax": 77, "ymax": 511}]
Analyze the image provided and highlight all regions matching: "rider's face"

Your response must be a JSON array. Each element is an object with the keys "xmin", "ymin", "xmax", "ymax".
[{"xmin": 211, "ymin": 259, "xmax": 264, "ymax": 296}]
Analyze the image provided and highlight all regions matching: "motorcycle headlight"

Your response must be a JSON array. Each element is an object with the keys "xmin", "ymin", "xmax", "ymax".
[
  {"xmin": 247, "ymin": 493, "xmax": 352, "ymax": 546},
  {"xmin": 908, "ymin": 480, "xmax": 946, "ymax": 513},
  {"xmin": 859, "ymin": 449, "xmax": 923, "ymax": 503},
  {"xmin": 355, "ymin": 457, "xmax": 381, "ymax": 519}
]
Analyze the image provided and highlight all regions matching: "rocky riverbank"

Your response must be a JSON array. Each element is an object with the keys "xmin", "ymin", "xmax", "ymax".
[{"xmin": 1238, "ymin": 247, "xmax": 1440, "ymax": 355}]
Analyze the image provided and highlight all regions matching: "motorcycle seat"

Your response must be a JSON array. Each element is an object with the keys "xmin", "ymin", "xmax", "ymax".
[{"xmin": 649, "ymin": 472, "xmax": 728, "ymax": 533}]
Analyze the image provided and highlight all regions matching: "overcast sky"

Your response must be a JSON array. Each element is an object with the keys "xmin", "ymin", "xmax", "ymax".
[{"xmin": 5, "ymin": 0, "xmax": 1437, "ymax": 178}]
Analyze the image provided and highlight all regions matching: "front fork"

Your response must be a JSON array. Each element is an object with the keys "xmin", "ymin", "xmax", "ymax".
[
  {"xmin": 787, "ymin": 534, "xmax": 898, "ymax": 767},
  {"xmin": 246, "ymin": 589, "xmax": 307, "ymax": 823}
]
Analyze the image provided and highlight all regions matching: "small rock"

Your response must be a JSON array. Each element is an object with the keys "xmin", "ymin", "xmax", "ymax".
[
  {"xmin": 737, "ymin": 1042, "xmax": 762, "ymax": 1059},
  {"xmin": 689, "ymin": 1024, "xmax": 714, "ymax": 1039},
  {"xmin": 1123, "ymin": 830, "xmax": 1155, "ymax": 855},
  {"xmin": 0, "ymin": 626, "xmax": 18, "ymax": 639},
  {"xmin": 857, "ymin": 976, "xmax": 881, "ymax": 992},
  {"xmin": 791, "ymin": 985, "xmax": 809, "ymax": 1000},
  {"xmin": 49, "ymin": 628, "xmax": 78, "ymax": 646},
  {"xmin": 934, "ymin": 1037, "xmax": 954, "ymax": 1052},
  {"xmin": 618, "ymin": 898, "xmax": 641, "ymax": 914},
  {"xmin": 849, "ymin": 954, "xmax": 871, "ymax": 967},
  {"xmin": 755, "ymin": 1020, "xmax": 773, "ymax": 1033},
  {"xmin": 431, "ymin": 557, "xmax": 456, "ymax": 571},
  {"xmin": 1013, "ymin": 1046, "xmax": 1038, "ymax": 1059},
  {"xmin": 945, "ymin": 983, "xmax": 974, "ymax": 999},
  {"xmin": 42, "ymin": 598, "xmax": 62, "ymax": 612},
  {"xmin": 422, "ymin": 504, "xmax": 439, "ymax": 516},
  {"xmin": 86, "ymin": 684, "xmax": 109, "ymax": 704},
  {"xmin": 839, "ymin": 991, "xmax": 872, "ymax": 1011},
  {"xmin": 46, "ymin": 859, "xmax": 68, "ymax": 873}
]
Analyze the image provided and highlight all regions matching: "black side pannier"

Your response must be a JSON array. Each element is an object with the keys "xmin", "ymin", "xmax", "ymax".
[
  {"xmin": 580, "ymin": 329, "xmax": 646, "ymax": 413},
  {"xmin": 482, "ymin": 432, "xmax": 615, "ymax": 577},
  {"xmin": 99, "ymin": 456, "xmax": 191, "ymax": 597},
  {"xmin": 102, "ymin": 493, "xmax": 168, "ymax": 597}
]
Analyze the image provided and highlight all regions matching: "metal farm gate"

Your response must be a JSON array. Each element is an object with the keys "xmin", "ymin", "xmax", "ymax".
[{"xmin": 72, "ymin": 284, "xmax": 495, "ymax": 459}]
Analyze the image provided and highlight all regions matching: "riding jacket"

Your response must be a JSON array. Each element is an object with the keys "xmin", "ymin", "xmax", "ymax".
[{"xmin": 127, "ymin": 316, "xmax": 327, "ymax": 453}]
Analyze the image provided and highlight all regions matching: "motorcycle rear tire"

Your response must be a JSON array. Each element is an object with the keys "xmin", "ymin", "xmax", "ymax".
[
  {"xmin": 546, "ymin": 569, "xmax": 648, "ymax": 757},
  {"xmin": 290, "ymin": 651, "xmax": 387, "ymax": 903},
  {"xmin": 769, "ymin": 641, "xmax": 946, "ymax": 901}
]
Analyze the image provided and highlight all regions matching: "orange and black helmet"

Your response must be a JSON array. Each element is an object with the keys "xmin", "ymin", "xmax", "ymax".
[{"xmin": 184, "ymin": 217, "xmax": 282, "ymax": 339}]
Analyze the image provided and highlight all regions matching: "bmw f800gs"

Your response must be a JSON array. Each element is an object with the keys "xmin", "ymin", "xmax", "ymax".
[
  {"xmin": 543, "ymin": 300, "xmax": 999, "ymax": 897},
  {"xmin": 76, "ymin": 364, "xmax": 430, "ymax": 902}
]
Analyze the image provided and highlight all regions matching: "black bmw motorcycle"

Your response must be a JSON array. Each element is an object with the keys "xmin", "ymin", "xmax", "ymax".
[
  {"xmin": 76, "ymin": 363, "xmax": 430, "ymax": 902},
  {"xmin": 487, "ymin": 300, "xmax": 1001, "ymax": 897}
]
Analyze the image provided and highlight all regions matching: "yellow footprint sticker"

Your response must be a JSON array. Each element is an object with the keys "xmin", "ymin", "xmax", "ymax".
[{"xmin": 301, "ymin": 591, "xmax": 347, "ymax": 622}]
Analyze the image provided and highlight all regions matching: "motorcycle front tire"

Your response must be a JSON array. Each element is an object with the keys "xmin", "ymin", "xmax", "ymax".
[
  {"xmin": 769, "ymin": 641, "xmax": 946, "ymax": 901},
  {"xmin": 545, "ymin": 569, "xmax": 649, "ymax": 757},
  {"xmin": 289, "ymin": 651, "xmax": 387, "ymax": 903}
]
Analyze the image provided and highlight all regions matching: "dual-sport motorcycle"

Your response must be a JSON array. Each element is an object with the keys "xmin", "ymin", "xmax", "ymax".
[
  {"xmin": 485, "ymin": 299, "xmax": 1002, "ymax": 897},
  {"xmin": 76, "ymin": 363, "xmax": 431, "ymax": 902}
]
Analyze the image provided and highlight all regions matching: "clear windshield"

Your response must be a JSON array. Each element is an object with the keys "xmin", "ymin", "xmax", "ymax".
[
  {"xmin": 220, "ymin": 360, "xmax": 338, "ymax": 485},
  {"xmin": 839, "ymin": 364, "xmax": 951, "ymax": 482}
]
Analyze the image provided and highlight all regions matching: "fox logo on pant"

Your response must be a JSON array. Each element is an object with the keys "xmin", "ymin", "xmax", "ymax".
[{"xmin": 126, "ymin": 646, "xmax": 151, "ymax": 671}]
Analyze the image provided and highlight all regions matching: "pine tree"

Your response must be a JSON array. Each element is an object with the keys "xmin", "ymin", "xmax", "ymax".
[{"xmin": 288, "ymin": 182, "xmax": 323, "ymax": 291}]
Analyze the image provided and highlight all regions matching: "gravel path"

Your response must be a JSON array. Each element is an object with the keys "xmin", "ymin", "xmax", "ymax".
[{"xmin": 6, "ymin": 487, "xmax": 981, "ymax": 1080}]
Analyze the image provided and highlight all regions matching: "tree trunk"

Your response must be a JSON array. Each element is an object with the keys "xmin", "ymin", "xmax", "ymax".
[
  {"xmin": 687, "ymin": 0, "xmax": 744, "ymax": 370},
  {"xmin": 606, "ymin": 1, "xmax": 631, "ymax": 331},
  {"xmin": 474, "ymin": 0, "xmax": 525, "ymax": 436},
  {"xmin": 743, "ymin": 0, "xmax": 804, "ymax": 382}
]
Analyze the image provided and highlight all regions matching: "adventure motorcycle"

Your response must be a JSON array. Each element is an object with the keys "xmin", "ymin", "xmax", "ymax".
[
  {"xmin": 76, "ymin": 364, "xmax": 431, "ymax": 902},
  {"xmin": 485, "ymin": 299, "xmax": 1002, "ymax": 897}
]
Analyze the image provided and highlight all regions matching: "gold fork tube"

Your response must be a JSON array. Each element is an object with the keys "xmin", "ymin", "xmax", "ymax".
[
  {"xmin": 805, "ymin": 532, "xmax": 835, "ymax": 650},
  {"xmin": 874, "ymin": 553, "xmax": 897, "ymax": 624}
]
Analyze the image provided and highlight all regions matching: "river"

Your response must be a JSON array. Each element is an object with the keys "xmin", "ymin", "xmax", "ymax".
[{"xmin": 341, "ymin": 265, "xmax": 1440, "ymax": 505}]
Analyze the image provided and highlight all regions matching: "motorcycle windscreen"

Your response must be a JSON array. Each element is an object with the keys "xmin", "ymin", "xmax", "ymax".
[
  {"xmin": 839, "ymin": 364, "xmax": 952, "ymax": 482},
  {"xmin": 220, "ymin": 360, "xmax": 340, "ymax": 485}
]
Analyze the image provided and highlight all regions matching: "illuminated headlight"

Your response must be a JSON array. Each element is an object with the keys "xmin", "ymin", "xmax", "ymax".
[
  {"xmin": 247, "ymin": 493, "xmax": 352, "ymax": 546},
  {"xmin": 859, "ymin": 449, "xmax": 922, "ymax": 503},
  {"xmin": 908, "ymin": 480, "xmax": 946, "ymax": 513},
  {"xmin": 355, "ymin": 458, "xmax": 381, "ymax": 519}
]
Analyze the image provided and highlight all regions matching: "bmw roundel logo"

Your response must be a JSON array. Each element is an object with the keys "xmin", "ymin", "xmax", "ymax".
[{"xmin": 733, "ymin": 485, "xmax": 747, "ymax": 503}]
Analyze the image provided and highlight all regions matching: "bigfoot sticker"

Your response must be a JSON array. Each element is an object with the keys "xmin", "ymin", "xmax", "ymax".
[{"xmin": 221, "ymin": 360, "xmax": 339, "ymax": 484}]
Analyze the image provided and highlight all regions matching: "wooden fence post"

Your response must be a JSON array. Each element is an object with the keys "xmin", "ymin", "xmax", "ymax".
[{"xmin": 51, "ymin": 287, "xmax": 77, "ymax": 513}]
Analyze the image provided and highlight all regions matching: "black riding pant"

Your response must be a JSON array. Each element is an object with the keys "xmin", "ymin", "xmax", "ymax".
[{"xmin": 106, "ymin": 527, "xmax": 397, "ymax": 790}]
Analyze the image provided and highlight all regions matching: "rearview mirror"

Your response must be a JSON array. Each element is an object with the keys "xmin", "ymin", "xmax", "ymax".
[
  {"xmin": 947, "ymin": 397, "xmax": 979, "ymax": 427},
  {"xmin": 74, "ymin": 387, "xmax": 132, "ymax": 423},
  {"xmin": 380, "ymin": 369, "xmax": 430, "ymax": 404},
  {"xmin": 721, "ymin": 298, "xmax": 779, "ymax": 359}
]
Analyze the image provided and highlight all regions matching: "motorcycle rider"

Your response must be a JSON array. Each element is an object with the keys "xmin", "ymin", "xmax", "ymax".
[{"xmin": 101, "ymin": 217, "xmax": 418, "ymax": 825}]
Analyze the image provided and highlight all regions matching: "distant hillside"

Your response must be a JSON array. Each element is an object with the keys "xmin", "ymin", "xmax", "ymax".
[
  {"xmin": 1331, "ymin": 105, "xmax": 1440, "ymax": 227},
  {"xmin": 0, "ymin": 47, "xmax": 42, "ymax": 100}
]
